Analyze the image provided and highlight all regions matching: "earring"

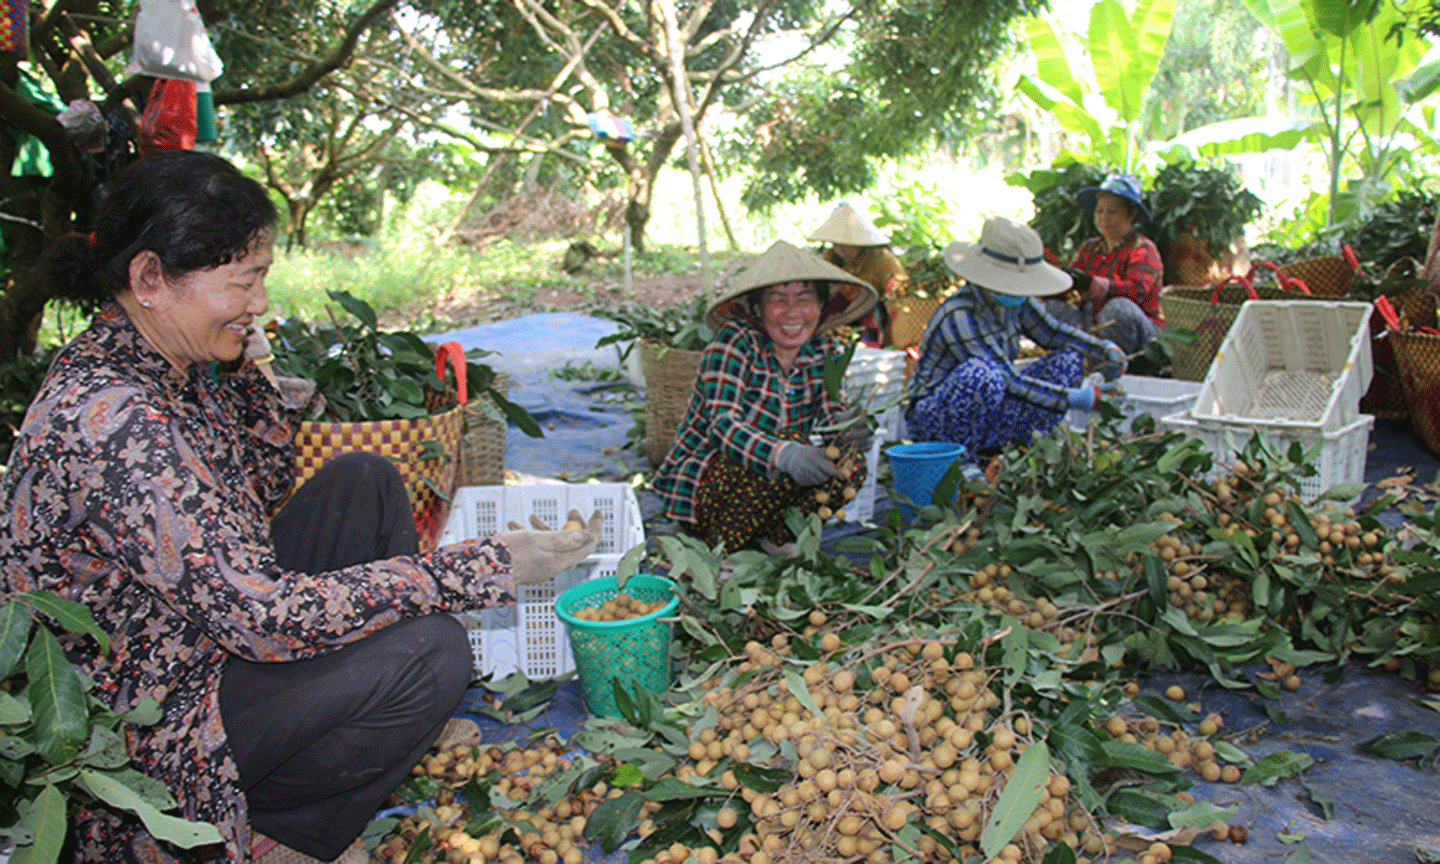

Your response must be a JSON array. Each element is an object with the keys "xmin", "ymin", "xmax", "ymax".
[{"xmin": 140, "ymin": 300, "xmax": 151, "ymax": 308}]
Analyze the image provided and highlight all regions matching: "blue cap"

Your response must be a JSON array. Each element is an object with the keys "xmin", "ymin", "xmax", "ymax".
[{"xmin": 1075, "ymin": 174, "xmax": 1151, "ymax": 224}]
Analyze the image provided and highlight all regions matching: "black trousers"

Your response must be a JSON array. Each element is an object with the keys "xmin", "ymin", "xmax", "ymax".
[{"xmin": 219, "ymin": 452, "xmax": 472, "ymax": 859}]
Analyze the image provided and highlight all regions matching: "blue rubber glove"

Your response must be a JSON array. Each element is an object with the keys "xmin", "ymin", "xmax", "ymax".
[
  {"xmin": 774, "ymin": 442, "xmax": 838, "ymax": 486},
  {"xmin": 1101, "ymin": 342, "xmax": 1127, "ymax": 382},
  {"xmin": 1067, "ymin": 385, "xmax": 1100, "ymax": 411}
]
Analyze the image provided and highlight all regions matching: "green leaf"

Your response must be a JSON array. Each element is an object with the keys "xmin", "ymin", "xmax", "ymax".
[
  {"xmin": 1132, "ymin": 695, "xmax": 1198, "ymax": 724},
  {"xmin": 78, "ymin": 769, "xmax": 223, "ymax": 848},
  {"xmin": 78, "ymin": 725, "xmax": 131, "ymax": 770},
  {"xmin": 121, "ymin": 698, "xmax": 163, "ymax": 727},
  {"xmin": 1098, "ymin": 739, "xmax": 1181, "ymax": 774},
  {"xmin": 1212, "ymin": 740, "xmax": 1253, "ymax": 765},
  {"xmin": 18, "ymin": 592, "xmax": 106, "ymax": 655},
  {"xmin": 1318, "ymin": 483, "xmax": 1366, "ymax": 501},
  {"xmin": 0, "ymin": 601, "xmax": 32, "ymax": 680},
  {"xmin": 1240, "ymin": 750, "xmax": 1313, "ymax": 785},
  {"xmin": 584, "ymin": 790, "xmax": 645, "ymax": 853},
  {"xmin": 1023, "ymin": 17, "xmax": 1085, "ymax": 106},
  {"xmin": 501, "ymin": 681, "xmax": 558, "ymax": 714},
  {"xmin": 11, "ymin": 783, "xmax": 67, "ymax": 864},
  {"xmin": 1363, "ymin": 731, "xmax": 1439, "ymax": 761},
  {"xmin": 1284, "ymin": 842, "xmax": 1312, "ymax": 864},
  {"xmin": 328, "ymin": 290, "xmax": 378, "ymax": 331},
  {"xmin": 685, "ymin": 548, "xmax": 716, "ymax": 601},
  {"xmin": 1089, "ymin": 0, "xmax": 1145, "ymax": 122},
  {"xmin": 0, "ymin": 690, "xmax": 30, "ymax": 725},
  {"xmin": 491, "ymin": 388, "xmax": 544, "ymax": 439},
  {"xmin": 609, "ymin": 764, "xmax": 646, "ymax": 787},
  {"xmin": 1170, "ymin": 846, "xmax": 1226, "ymax": 863},
  {"xmin": 782, "ymin": 668, "xmax": 824, "ymax": 720},
  {"xmin": 1115, "ymin": 521, "xmax": 1175, "ymax": 552},
  {"xmin": 731, "ymin": 762, "xmax": 790, "ymax": 792},
  {"xmin": 1106, "ymin": 787, "xmax": 1179, "ymax": 829},
  {"xmin": 643, "ymin": 778, "xmax": 722, "ymax": 801},
  {"xmin": 1167, "ymin": 798, "xmax": 1238, "ymax": 829},
  {"xmin": 25, "ymin": 625, "xmax": 88, "ymax": 764},
  {"xmin": 981, "ymin": 741, "xmax": 1050, "ymax": 858},
  {"xmin": 1041, "ymin": 842, "xmax": 1078, "ymax": 864},
  {"xmin": 615, "ymin": 543, "xmax": 645, "ymax": 588}
]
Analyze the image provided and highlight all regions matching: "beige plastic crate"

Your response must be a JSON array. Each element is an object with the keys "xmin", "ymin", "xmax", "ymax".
[
  {"xmin": 441, "ymin": 483, "xmax": 645, "ymax": 679},
  {"xmin": 1191, "ymin": 300, "xmax": 1373, "ymax": 432},
  {"xmin": 1158, "ymin": 410, "xmax": 1373, "ymax": 502}
]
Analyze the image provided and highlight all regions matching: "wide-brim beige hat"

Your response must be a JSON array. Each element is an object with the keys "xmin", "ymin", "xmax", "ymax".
[
  {"xmin": 942, "ymin": 216, "xmax": 1069, "ymax": 297},
  {"xmin": 807, "ymin": 202, "xmax": 890, "ymax": 247},
  {"xmin": 706, "ymin": 240, "xmax": 877, "ymax": 332}
]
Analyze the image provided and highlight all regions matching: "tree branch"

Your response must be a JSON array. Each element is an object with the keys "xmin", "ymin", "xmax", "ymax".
[{"xmin": 214, "ymin": 0, "xmax": 399, "ymax": 106}]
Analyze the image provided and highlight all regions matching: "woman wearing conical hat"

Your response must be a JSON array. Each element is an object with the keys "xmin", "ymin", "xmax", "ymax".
[
  {"xmin": 810, "ymin": 202, "xmax": 908, "ymax": 347},
  {"xmin": 652, "ymin": 241, "xmax": 879, "ymax": 552},
  {"xmin": 905, "ymin": 217, "xmax": 1126, "ymax": 474}
]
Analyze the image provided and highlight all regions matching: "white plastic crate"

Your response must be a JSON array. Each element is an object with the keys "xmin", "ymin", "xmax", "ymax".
[
  {"xmin": 440, "ymin": 483, "xmax": 645, "ymax": 679},
  {"xmin": 1192, "ymin": 300, "xmax": 1373, "ymax": 432},
  {"xmin": 1068, "ymin": 375, "xmax": 1204, "ymax": 434},
  {"xmin": 846, "ymin": 346, "xmax": 909, "ymax": 435},
  {"xmin": 1158, "ymin": 411, "xmax": 1373, "ymax": 502}
]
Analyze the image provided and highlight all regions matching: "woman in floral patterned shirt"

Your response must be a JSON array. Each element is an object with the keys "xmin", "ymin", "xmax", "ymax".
[
  {"xmin": 652, "ymin": 241, "xmax": 877, "ymax": 552},
  {"xmin": 0, "ymin": 151, "xmax": 601, "ymax": 864}
]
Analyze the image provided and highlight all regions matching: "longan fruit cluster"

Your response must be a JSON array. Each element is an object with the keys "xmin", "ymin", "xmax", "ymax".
[
  {"xmin": 377, "ymin": 739, "xmax": 606, "ymax": 864},
  {"xmin": 1102, "ymin": 709, "xmax": 1244, "ymax": 784},
  {"xmin": 571, "ymin": 591, "xmax": 666, "ymax": 622},
  {"xmin": 693, "ymin": 637, "xmax": 1125, "ymax": 863},
  {"xmin": 812, "ymin": 442, "xmax": 864, "ymax": 521}
]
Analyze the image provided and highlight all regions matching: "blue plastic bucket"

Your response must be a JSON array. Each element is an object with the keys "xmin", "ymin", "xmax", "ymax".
[{"xmin": 886, "ymin": 442, "xmax": 966, "ymax": 520}]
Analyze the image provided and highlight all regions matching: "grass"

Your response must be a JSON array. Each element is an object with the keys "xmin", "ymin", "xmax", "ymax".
[{"xmin": 32, "ymin": 235, "xmax": 707, "ymax": 347}]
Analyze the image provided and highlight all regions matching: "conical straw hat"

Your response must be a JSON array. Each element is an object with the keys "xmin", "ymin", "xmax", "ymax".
[
  {"xmin": 807, "ymin": 202, "xmax": 890, "ymax": 246},
  {"xmin": 705, "ymin": 240, "xmax": 877, "ymax": 332}
]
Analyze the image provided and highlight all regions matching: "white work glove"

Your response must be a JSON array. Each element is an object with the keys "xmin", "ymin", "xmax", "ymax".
[
  {"xmin": 496, "ymin": 509, "xmax": 603, "ymax": 583},
  {"xmin": 773, "ymin": 441, "xmax": 837, "ymax": 486}
]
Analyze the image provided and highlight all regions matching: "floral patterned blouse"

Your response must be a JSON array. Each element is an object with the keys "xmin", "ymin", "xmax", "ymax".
[{"xmin": 0, "ymin": 303, "xmax": 517, "ymax": 863}]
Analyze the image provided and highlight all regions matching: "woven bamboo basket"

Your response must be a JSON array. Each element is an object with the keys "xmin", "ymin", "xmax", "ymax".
[
  {"xmin": 459, "ymin": 372, "xmax": 510, "ymax": 486},
  {"xmin": 640, "ymin": 339, "xmax": 703, "ymax": 466},
  {"xmin": 1391, "ymin": 328, "xmax": 1440, "ymax": 457},
  {"xmin": 1160, "ymin": 279, "xmax": 1321, "ymax": 381},
  {"xmin": 887, "ymin": 297, "xmax": 945, "ymax": 349},
  {"xmin": 1280, "ymin": 255, "xmax": 1356, "ymax": 297}
]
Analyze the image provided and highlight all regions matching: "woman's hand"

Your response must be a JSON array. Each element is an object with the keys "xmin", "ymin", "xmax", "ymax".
[
  {"xmin": 496, "ymin": 509, "xmax": 604, "ymax": 583},
  {"xmin": 1065, "ymin": 267, "xmax": 1093, "ymax": 294},
  {"xmin": 1100, "ymin": 342, "xmax": 1127, "ymax": 381},
  {"xmin": 773, "ymin": 442, "xmax": 837, "ymax": 486}
]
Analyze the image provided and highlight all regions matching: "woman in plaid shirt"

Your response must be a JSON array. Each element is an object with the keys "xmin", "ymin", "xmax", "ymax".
[
  {"xmin": 1044, "ymin": 174, "xmax": 1163, "ymax": 355},
  {"xmin": 906, "ymin": 218, "xmax": 1126, "ymax": 469},
  {"xmin": 653, "ymin": 241, "xmax": 878, "ymax": 552}
]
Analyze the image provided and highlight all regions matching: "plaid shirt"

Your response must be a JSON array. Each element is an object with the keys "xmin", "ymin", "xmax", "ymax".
[
  {"xmin": 654, "ymin": 318, "xmax": 846, "ymax": 522},
  {"xmin": 906, "ymin": 282, "xmax": 1111, "ymax": 413},
  {"xmin": 1072, "ymin": 231, "xmax": 1164, "ymax": 325}
]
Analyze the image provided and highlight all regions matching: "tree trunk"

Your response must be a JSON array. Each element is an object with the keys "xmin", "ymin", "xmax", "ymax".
[
  {"xmin": 284, "ymin": 198, "xmax": 312, "ymax": 251},
  {"xmin": 609, "ymin": 123, "xmax": 684, "ymax": 254}
]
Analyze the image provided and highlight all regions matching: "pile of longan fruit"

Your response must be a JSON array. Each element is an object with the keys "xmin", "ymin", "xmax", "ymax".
[
  {"xmin": 681, "ymin": 613, "xmax": 1199, "ymax": 864},
  {"xmin": 812, "ymin": 442, "xmax": 864, "ymax": 521},
  {"xmin": 569, "ymin": 591, "xmax": 666, "ymax": 622}
]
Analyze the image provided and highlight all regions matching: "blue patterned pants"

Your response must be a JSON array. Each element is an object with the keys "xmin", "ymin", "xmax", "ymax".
[{"xmin": 905, "ymin": 350, "xmax": 1083, "ymax": 455}]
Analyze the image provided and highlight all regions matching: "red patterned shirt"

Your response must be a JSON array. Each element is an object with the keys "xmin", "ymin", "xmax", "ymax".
[
  {"xmin": 0, "ymin": 303, "xmax": 518, "ymax": 863},
  {"xmin": 1071, "ymin": 231, "xmax": 1164, "ymax": 326}
]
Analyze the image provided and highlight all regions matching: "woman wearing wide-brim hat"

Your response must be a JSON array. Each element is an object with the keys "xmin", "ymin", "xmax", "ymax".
[
  {"xmin": 652, "ymin": 240, "xmax": 879, "ymax": 552},
  {"xmin": 809, "ymin": 202, "xmax": 908, "ymax": 347},
  {"xmin": 1043, "ymin": 173, "xmax": 1164, "ymax": 357},
  {"xmin": 905, "ymin": 217, "xmax": 1126, "ymax": 471}
]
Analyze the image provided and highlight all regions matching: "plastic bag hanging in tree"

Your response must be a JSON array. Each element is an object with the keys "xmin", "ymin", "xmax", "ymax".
[
  {"xmin": 126, "ymin": 0, "xmax": 223, "ymax": 84},
  {"xmin": 138, "ymin": 78, "xmax": 196, "ymax": 156}
]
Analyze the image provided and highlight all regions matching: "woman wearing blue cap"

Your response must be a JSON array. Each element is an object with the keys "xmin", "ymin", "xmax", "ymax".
[{"xmin": 1044, "ymin": 174, "xmax": 1164, "ymax": 356}]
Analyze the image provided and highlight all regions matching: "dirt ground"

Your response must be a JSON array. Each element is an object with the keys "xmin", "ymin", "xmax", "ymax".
[{"xmin": 379, "ymin": 250, "xmax": 751, "ymax": 333}]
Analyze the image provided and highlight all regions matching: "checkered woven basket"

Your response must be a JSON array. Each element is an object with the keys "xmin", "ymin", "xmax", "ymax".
[
  {"xmin": 0, "ymin": 1, "xmax": 27, "ymax": 60},
  {"xmin": 291, "ymin": 343, "xmax": 468, "ymax": 552}
]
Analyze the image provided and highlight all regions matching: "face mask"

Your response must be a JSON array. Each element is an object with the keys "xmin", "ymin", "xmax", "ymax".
[{"xmin": 992, "ymin": 292, "xmax": 1026, "ymax": 308}]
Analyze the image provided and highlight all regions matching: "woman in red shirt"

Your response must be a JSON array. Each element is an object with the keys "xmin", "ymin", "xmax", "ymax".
[{"xmin": 1043, "ymin": 174, "xmax": 1163, "ymax": 356}]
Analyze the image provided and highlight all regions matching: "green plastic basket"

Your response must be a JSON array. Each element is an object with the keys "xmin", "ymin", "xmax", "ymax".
[{"xmin": 554, "ymin": 574, "xmax": 679, "ymax": 718}]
